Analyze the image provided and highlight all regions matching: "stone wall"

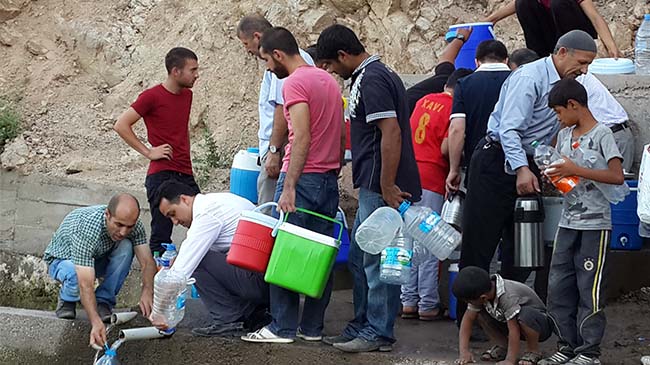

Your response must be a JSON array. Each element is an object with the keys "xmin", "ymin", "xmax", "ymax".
[{"xmin": 0, "ymin": 170, "xmax": 187, "ymax": 309}]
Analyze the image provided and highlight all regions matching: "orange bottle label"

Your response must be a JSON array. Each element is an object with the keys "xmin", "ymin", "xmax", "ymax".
[{"xmin": 553, "ymin": 176, "xmax": 579, "ymax": 193}]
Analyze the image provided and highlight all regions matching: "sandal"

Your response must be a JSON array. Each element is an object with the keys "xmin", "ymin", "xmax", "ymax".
[
  {"xmin": 418, "ymin": 308, "xmax": 446, "ymax": 321},
  {"xmin": 401, "ymin": 306, "xmax": 418, "ymax": 319},
  {"xmin": 519, "ymin": 352, "xmax": 543, "ymax": 365},
  {"xmin": 240, "ymin": 326, "xmax": 294, "ymax": 343},
  {"xmin": 481, "ymin": 345, "xmax": 507, "ymax": 362}
]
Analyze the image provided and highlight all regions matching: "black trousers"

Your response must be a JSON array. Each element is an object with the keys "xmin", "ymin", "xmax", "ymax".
[
  {"xmin": 144, "ymin": 170, "xmax": 200, "ymax": 253},
  {"xmin": 456, "ymin": 138, "xmax": 537, "ymax": 324},
  {"xmin": 515, "ymin": 0, "xmax": 598, "ymax": 57}
]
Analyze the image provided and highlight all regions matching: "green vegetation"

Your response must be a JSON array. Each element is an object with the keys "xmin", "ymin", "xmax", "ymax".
[
  {"xmin": 0, "ymin": 100, "xmax": 20, "ymax": 148},
  {"xmin": 194, "ymin": 126, "xmax": 231, "ymax": 188}
]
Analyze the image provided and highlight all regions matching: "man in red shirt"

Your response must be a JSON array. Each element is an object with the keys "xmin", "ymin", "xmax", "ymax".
[
  {"xmin": 240, "ymin": 26, "xmax": 343, "ymax": 345},
  {"xmin": 114, "ymin": 47, "xmax": 201, "ymax": 254},
  {"xmin": 401, "ymin": 68, "xmax": 472, "ymax": 321}
]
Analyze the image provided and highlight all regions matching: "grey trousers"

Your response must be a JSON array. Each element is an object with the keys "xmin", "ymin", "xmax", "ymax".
[
  {"xmin": 192, "ymin": 250, "xmax": 269, "ymax": 325},
  {"xmin": 547, "ymin": 228, "xmax": 609, "ymax": 358},
  {"xmin": 612, "ymin": 125, "xmax": 634, "ymax": 172},
  {"xmin": 257, "ymin": 152, "xmax": 279, "ymax": 206}
]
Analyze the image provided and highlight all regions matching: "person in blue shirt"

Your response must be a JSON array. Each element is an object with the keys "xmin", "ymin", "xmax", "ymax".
[{"xmin": 456, "ymin": 30, "xmax": 598, "ymax": 325}]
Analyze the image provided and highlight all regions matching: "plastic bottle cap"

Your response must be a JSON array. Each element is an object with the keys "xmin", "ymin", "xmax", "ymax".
[
  {"xmin": 531, "ymin": 140, "xmax": 539, "ymax": 147},
  {"xmin": 645, "ymin": 14, "xmax": 650, "ymax": 21},
  {"xmin": 398, "ymin": 201, "xmax": 412, "ymax": 215},
  {"xmin": 162, "ymin": 243, "xmax": 176, "ymax": 251},
  {"xmin": 104, "ymin": 349, "xmax": 117, "ymax": 357}
]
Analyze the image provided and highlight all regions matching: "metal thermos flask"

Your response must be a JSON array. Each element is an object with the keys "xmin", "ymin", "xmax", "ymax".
[
  {"xmin": 441, "ymin": 191, "xmax": 464, "ymax": 231},
  {"xmin": 514, "ymin": 196, "xmax": 545, "ymax": 268}
]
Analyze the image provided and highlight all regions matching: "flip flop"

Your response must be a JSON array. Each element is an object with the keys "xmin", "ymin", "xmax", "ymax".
[
  {"xmin": 519, "ymin": 351, "xmax": 543, "ymax": 365},
  {"xmin": 240, "ymin": 326, "xmax": 294, "ymax": 344},
  {"xmin": 481, "ymin": 345, "xmax": 507, "ymax": 362}
]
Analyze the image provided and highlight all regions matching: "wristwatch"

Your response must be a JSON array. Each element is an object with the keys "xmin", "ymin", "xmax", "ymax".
[
  {"xmin": 269, "ymin": 145, "xmax": 280, "ymax": 154},
  {"xmin": 454, "ymin": 33, "xmax": 466, "ymax": 43}
]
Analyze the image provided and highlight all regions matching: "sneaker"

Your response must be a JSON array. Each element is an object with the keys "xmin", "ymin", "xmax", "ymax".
[
  {"xmin": 296, "ymin": 329, "xmax": 322, "ymax": 342},
  {"xmin": 565, "ymin": 354, "xmax": 601, "ymax": 365},
  {"xmin": 96, "ymin": 302, "xmax": 112, "ymax": 323},
  {"xmin": 333, "ymin": 337, "xmax": 393, "ymax": 353},
  {"xmin": 539, "ymin": 351, "xmax": 573, "ymax": 365},
  {"xmin": 55, "ymin": 299, "xmax": 76, "ymax": 320},
  {"xmin": 322, "ymin": 334, "xmax": 354, "ymax": 346},
  {"xmin": 192, "ymin": 322, "xmax": 245, "ymax": 337},
  {"xmin": 240, "ymin": 326, "xmax": 294, "ymax": 344}
]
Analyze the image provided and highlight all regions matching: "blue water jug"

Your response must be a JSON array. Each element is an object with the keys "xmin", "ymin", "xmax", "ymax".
[
  {"xmin": 445, "ymin": 22, "xmax": 496, "ymax": 70},
  {"xmin": 230, "ymin": 147, "xmax": 261, "ymax": 204}
]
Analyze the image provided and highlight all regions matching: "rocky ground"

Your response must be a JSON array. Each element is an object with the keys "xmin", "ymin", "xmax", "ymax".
[{"xmin": 0, "ymin": 0, "xmax": 648, "ymax": 194}]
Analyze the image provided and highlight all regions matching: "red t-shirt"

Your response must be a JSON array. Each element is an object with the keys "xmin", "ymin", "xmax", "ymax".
[
  {"xmin": 131, "ymin": 84, "xmax": 193, "ymax": 176},
  {"xmin": 281, "ymin": 66, "xmax": 343, "ymax": 174},
  {"xmin": 409, "ymin": 92, "xmax": 453, "ymax": 195},
  {"xmin": 539, "ymin": 0, "xmax": 583, "ymax": 9}
]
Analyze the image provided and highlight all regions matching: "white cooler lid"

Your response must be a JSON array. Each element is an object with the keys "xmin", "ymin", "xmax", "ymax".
[
  {"xmin": 240, "ymin": 211, "xmax": 278, "ymax": 228},
  {"xmin": 277, "ymin": 222, "xmax": 340, "ymax": 249}
]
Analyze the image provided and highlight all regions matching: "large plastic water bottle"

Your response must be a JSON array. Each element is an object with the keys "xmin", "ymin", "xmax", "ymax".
[
  {"xmin": 532, "ymin": 141, "xmax": 583, "ymax": 205},
  {"xmin": 159, "ymin": 243, "xmax": 177, "ymax": 267},
  {"xmin": 635, "ymin": 14, "xmax": 650, "ymax": 75},
  {"xmin": 355, "ymin": 206, "xmax": 404, "ymax": 254},
  {"xmin": 150, "ymin": 261, "xmax": 187, "ymax": 333},
  {"xmin": 571, "ymin": 141, "xmax": 629, "ymax": 203},
  {"xmin": 379, "ymin": 229, "xmax": 413, "ymax": 285},
  {"xmin": 398, "ymin": 201, "xmax": 461, "ymax": 260},
  {"xmin": 96, "ymin": 349, "xmax": 120, "ymax": 365}
]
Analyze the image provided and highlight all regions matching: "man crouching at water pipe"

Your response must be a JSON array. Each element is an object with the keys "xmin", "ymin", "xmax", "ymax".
[
  {"xmin": 43, "ymin": 193, "xmax": 156, "ymax": 348},
  {"xmin": 151, "ymin": 180, "xmax": 270, "ymax": 337}
]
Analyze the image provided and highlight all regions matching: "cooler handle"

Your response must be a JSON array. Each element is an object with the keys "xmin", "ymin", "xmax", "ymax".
[
  {"xmin": 253, "ymin": 202, "xmax": 285, "ymax": 223},
  {"xmin": 337, "ymin": 206, "xmax": 348, "ymax": 229},
  {"xmin": 272, "ymin": 207, "xmax": 344, "ymax": 241}
]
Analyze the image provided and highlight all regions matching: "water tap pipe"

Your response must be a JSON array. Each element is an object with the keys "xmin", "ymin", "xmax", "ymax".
[
  {"xmin": 111, "ymin": 311, "xmax": 138, "ymax": 325},
  {"xmin": 119, "ymin": 326, "xmax": 169, "ymax": 342}
]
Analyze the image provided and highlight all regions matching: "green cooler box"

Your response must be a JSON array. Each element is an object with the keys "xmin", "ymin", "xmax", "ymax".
[{"xmin": 265, "ymin": 208, "xmax": 342, "ymax": 298}]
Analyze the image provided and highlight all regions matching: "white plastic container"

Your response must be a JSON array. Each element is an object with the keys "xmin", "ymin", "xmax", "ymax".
[
  {"xmin": 150, "ymin": 264, "xmax": 188, "ymax": 333},
  {"xmin": 230, "ymin": 147, "xmax": 261, "ymax": 204},
  {"xmin": 379, "ymin": 229, "xmax": 413, "ymax": 285},
  {"xmin": 355, "ymin": 206, "xmax": 403, "ymax": 255},
  {"xmin": 398, "ymin": 201, "xmax": 461, "ymax": 260},
  {"xmin": 635, "ymin": 14, "xmax": 650, "ymax": 75}
]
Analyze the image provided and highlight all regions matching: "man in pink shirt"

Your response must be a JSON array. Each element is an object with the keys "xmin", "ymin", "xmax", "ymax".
[{"xmin": 241, "ymin": 27, "xmax": 344, "ymax": 344}]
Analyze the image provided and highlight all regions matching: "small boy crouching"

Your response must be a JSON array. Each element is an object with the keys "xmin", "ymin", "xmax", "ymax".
[{"xmin": 453, "ymin": 266, "xmax": 553, "ymax": 365}]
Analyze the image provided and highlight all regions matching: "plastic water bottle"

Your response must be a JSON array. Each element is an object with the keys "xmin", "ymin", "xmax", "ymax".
[
  {"xmin": 96, "ymin": 349, "xmax": 120, "ymax": 365},
  {"xmin": 398, "ymin": 201, "xmax": 461, "ymax": 260},
  {"xmin": 150, "ymin": 260, "xmax": 187, "ymax": 333},
  {"xmin": 532, "ymin": 141, "xmax": 583, "ymax": 205},
  {"xmin": 159, "ymin": 243, "xmax": 177, "ymax": 267},
  {"xmin": 355, "ymin": 206, "xmax": 404, "ymax": 254},
  {"xmin": 379, "ymin": 229, "xmax": 413, "ymax": 285},
  {"xmin": 571, "ymin": 141, "xmax": 629, "ymax": 203},
  {"xmin": 635, "ymin": 14, "xmax": 650, "ymax": 75}
]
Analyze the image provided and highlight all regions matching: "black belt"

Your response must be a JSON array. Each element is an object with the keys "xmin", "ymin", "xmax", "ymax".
[{"xmin": 610, "ymin": 121, "xmax": 629, "ymax": 133}]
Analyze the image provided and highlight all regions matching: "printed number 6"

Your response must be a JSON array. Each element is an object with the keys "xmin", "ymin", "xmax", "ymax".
[{"xmin": 415, "ymin": 113, "xmax": 430, "ymax": 144}]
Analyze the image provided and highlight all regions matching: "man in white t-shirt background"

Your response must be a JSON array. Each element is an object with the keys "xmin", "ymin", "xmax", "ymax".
[{"xmin": 236, "ymin": 15, "xmax": 314, "ymax": 205}]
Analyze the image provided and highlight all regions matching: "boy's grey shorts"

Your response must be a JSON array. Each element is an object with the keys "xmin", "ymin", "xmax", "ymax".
[{"xmin": 479, "ymin": 306, "xmax": 553, "ymax": 341}]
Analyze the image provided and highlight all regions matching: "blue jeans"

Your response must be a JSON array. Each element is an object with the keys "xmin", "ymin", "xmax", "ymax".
[
  {"xmin": 48, "ymin": 239, "xmax": 134, "ymax": 308},
  {"xmin": 342, "ymin": 188, "xmax": 401, "ymax": 343},
  {"xmin": 267, "ymin": 172, "xmax": 339, "ymax": 338}
]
